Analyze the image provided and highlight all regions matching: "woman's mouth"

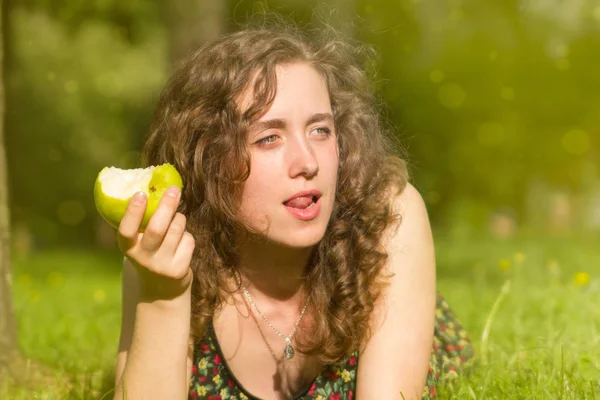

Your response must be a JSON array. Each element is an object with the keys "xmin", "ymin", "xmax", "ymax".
[{"xmin": 283, "ymin": 196, "xmax": 321, "ymax": 220}]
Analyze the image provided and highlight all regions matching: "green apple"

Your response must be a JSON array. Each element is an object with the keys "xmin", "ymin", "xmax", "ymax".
[{"xmin": 94, "ymin": 163, "xmax": 183, "ymax": 230}]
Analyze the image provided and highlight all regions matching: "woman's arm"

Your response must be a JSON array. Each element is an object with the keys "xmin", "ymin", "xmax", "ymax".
[
  {"xmin": 112, "ymin": 188, "xmax": 196, "ymax": 400},
  {"xmin": 114, "ymin": 258, "xmax": 194, "ymax": 400},
  {"xmin": 356, "ymin": 183, "xmax": 436, "ymax": 400}
]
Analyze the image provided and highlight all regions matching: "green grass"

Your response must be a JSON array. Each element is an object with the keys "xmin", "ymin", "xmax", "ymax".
[
  {"xmin": 1, "ymin": 250, "xmax": 122, "ymax": 399},
  {"xmin": 2, "ymin": 234, "xmax": 600, "ymax": 399}
]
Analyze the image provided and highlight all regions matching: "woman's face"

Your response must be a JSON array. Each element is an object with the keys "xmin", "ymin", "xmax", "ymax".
[{"xmin": 238, "ymin": 62, "xmax": 339, "ymax": 248}]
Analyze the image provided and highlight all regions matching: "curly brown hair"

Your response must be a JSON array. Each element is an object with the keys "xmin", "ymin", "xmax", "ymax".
[{"xmin": 141, "ymin": 18, "xmax": 409, "ymax": 364}]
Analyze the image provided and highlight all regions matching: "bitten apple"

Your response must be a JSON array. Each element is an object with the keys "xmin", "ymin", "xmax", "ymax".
[{"xmin": 94, "ymin": 163, "xmax": 183, "ymax": 230}]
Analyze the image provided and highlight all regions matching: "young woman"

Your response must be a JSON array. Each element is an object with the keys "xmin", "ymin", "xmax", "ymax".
[{"xmin": 113, "ymin": 19, "xmax": 473, "ymax": 400}]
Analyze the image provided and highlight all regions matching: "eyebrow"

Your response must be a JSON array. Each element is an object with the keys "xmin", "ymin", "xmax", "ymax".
[
  {"xmin": 307, "ymin": 113, "xmax": 334, "ymax": 125},
  {"xmin": 249, "ymin": 113, "xmax": 334, "ymax": 135}
]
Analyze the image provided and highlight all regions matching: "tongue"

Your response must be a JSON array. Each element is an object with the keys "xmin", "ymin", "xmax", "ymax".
[{"xmin": 284, "ymin": 196, "xmax": 314, "ymax": 209}]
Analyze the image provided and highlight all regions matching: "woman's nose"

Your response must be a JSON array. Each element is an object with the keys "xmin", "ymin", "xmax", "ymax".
[{"xmin": 288, "ymin": 138, "xmax": 319, "ymax": 179}]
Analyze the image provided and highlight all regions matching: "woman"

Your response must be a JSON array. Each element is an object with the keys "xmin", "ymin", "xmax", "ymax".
[{"xmin": 113, "ymin": 19, "xmax": 473, "ymax": 400}]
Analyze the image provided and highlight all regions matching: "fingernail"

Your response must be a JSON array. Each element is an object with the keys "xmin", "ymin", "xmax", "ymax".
[
  {"xmin": 133, "ymin": 191, "xmax": 146, "ymax": 204},
  {"xmin": 166, "ymin": 186, "xmax": 180, "ymax": 198}
]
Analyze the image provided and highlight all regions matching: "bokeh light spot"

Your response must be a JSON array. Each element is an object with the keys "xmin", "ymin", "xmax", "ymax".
[
  {"xmin": 430, "ymin": 69, "xmax": 445, "ymax": 83},
  {"xmin": 57, "ymin": 200, "xmax": 86, "ymax": 226},
  {"xmin": 501, "ymin": 87, "xmax": 515, "ymax": 101},
  {"xmin": 438, "ymin": 83, "xmax": 466, "ymax": 109},
  {"xmin": 594, "ymin": 6, "xmax": 600, "ymax": 21},
  {"xmin": 477, "ymin": 122, "xmax": 505, "ymax": 147},
  {"xmin": 64, "ymin": 80, "xmax": 79, "ymax": 94},
  {"xmin": 546, "ymin": 39, "xmax": 568, "ymax": 59},
  {"xmin": 562, "ymin": 129, "xmax": 590, "ymax": 155}
]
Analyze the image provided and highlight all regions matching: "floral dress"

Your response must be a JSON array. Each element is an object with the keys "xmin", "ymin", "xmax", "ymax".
[{"xmin": 189, "ymin": 293, "xmax": 473, "ymax": 400}]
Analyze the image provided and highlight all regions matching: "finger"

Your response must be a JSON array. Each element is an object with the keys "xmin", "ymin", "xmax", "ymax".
[
  {"xmin": 139, "ymin": 186, "xmax": 181, "ymax": 252},
  {"xmin": 171, "ymin": 232, "xmax": 196, "ymax": 279},
  {"xmin": 117, "ymin": 191, "xmax": 147, "ymax": 253},
  {"xmin": 154, "ymin": 213, "xmax": 187, "ymax": 261}
]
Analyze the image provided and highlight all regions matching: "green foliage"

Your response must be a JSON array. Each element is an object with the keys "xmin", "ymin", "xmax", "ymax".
[
  {"xmin": 5, "ymin": 0, "xmax": 600, "ymax": 246},
  {"xmin": 6, "ymin": 7, "xmax": 167, "ymax": 246},
  {"xmin": 358, "ymin": 0, "xmax": 600, "ymax": 227}
]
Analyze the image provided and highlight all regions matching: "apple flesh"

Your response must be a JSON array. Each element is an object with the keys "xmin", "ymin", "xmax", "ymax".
[{"xmin": 94, "ymin": 163, "xmax": 183, "ymax": 230}]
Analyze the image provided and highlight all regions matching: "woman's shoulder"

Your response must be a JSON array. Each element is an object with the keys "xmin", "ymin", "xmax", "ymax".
[
  {"xmin": 381, "ymin": 181, "xmax": 430, "ymax": 243},
  {"xmin": 390, "ymin": 182, "xmax": 426, "ymax": 214}
]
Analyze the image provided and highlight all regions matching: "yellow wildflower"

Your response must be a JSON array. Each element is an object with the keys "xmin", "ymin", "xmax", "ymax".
[
  {"xmin": 513, "ymin": 252, "xmax": 526, "ymax": 264},
  {"xmin": 93, "ymin": 289, "xmax": 106, "ymax": 303},
  {"xmin": 213, "ymin": 374, "xmax": 221, "ymax": 385},
  {"xmin": 574, "ymin": 272, "xmax": 590, "ymax": 287},
  {"xmin": 197, "ymin": 386, "xmax": 207, "ymax": 396},
  {"xmin": 316, "ymin": 396, "xmax": 326, "ymax": 400},
  {"xmin": 240, "ymin": 393, "xmax": 248, "ymax": 400},
  {"xmin": 220, "ymin": 388, "xmax": 228, "ymax": 397},
  {"xmin": 198, "ymin": 358, "xmax": 208, "ymax": 369},
  {"xmin": 47, "ymin": 271, "xmax": 63, "ymax": 286},
  {"xmin": 30, "ymin": 291, "xmax": 40, "ymax": 303},
  {"xmin": 499, "ymin": 259, "xmax": 511, "ymax": 271}
]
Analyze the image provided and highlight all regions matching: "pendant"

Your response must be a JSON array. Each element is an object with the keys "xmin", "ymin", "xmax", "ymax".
[{"xmin": 284, "ymin": 338, "xmax": 295, "ymax": 360}]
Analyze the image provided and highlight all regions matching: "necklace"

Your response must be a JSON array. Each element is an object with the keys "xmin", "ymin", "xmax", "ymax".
[
  {"xmin": 241, "ymin": 293, "xmax": 282, "ymax": 363},
  {"xmin": 235, "ymin": 271, "xmax": 310, "ymax": 361}
]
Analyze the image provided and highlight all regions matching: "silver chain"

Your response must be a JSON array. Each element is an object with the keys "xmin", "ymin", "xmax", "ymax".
[{"xmin": 236, "ymin": 271, "xmax": 310, "ymax": 343}]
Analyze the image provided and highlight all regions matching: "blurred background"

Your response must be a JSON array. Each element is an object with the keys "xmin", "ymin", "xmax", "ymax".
[
  {"xmin": 4, "ymin": 0, "xmax": 600, "ymax": 255},
  {"xmin": 3, "ymin": 1, "xmax": 600, "ymax": 397}
]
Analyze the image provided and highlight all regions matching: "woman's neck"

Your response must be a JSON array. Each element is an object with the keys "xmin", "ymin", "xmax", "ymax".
[{"xmin": 235, "ymin": 236, "xmax": 315, "ymax": 302}]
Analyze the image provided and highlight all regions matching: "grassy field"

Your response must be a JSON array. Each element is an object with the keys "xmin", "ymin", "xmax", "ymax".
[{"xmin": 2, "ymin": 234, "xmax": 600, "ymax": 399}]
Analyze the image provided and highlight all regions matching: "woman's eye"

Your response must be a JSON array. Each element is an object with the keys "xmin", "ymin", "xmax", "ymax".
[
  {"xmin": 257, "ymin": 135, "xmax": 278, "ymax": 145},
  {"xmin": 312, "ymin": 127, "xmax": 332, "ymax": 136}
]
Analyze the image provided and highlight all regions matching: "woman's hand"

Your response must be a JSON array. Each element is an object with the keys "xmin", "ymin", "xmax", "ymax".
[{"xmin": 117, "ymin": 186, "xmax": 195, "ymax": 301}]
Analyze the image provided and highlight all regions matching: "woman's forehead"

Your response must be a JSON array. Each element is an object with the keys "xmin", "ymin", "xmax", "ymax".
[
  {"xmin": 236, "ymin": 62, "xmax": 330, "ymax": 115},
  {"xmin": 248, "ymin": 64, "xmax": 332, "ymax": 127}
]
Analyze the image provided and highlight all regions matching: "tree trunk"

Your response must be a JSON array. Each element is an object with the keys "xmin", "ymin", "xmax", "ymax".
[
  {"xmin": 163, "ymin": 0, "xmax": 227, "ymax": 67},
  {"xmin": 0, "ymin": 0, "xmax": 18, "ymax": 370}
]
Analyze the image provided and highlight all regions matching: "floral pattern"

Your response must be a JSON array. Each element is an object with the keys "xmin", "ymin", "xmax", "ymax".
[{"xmin": 189, "ymin": 293, "xmax": 473, "ymax": 399}]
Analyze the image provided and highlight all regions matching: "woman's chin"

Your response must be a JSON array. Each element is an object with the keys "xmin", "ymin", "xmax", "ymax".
[{"xmin": 268, "ymin": 228, "xmax": 327, "ymax": 249}]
